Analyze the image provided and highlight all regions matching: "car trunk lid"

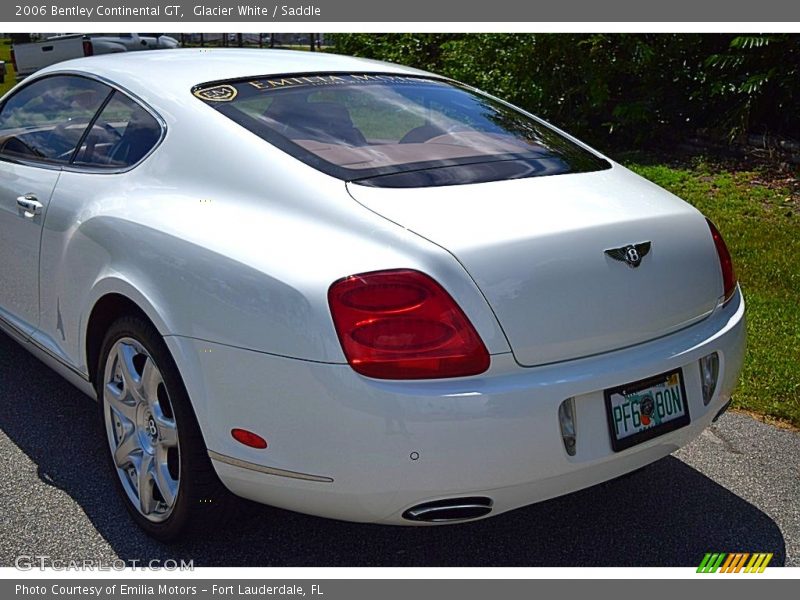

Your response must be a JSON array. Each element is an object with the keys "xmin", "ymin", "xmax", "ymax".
[{"xmin": 346, "ymin": 164, "xmax": 723, "ymax": 367}]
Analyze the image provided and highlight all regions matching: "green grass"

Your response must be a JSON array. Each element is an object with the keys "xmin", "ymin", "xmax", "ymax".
[
  {"xmin": 626, "ymin": 159, "xmax": 800, "ymax": 426},
  {"xmin": 0, "ymin": 40, "xmax": 16, "ymax": 97}
]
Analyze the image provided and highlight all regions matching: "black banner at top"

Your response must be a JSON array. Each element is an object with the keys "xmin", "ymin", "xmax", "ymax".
[{"xmin": 4, "ymin": 0, "xmax": 800, "ymax": 22}]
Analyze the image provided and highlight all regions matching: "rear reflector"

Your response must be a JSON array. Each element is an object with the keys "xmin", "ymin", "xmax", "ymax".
[
  {"xmin": 706, "ymin": 219, "xmax": 737, "ymax": 303},
  {"xmin": 699, "ymin": 352, "xmax": 720, "ymax": 406},
  {"xmin": 558, "ymin": 397, "xmax": 577, "ymax": 456},
  {"xmin": 328, "ymin": 269, "xmax": 490, "ymax": 379},
  {"xmin": 231, "ymin": 428, "xmax": 268, "ymax": 449}
]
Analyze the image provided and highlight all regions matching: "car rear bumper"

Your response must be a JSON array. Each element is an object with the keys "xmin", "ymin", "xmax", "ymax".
[{"xmin": 167, "ymin": 289, "xmax": 745, "ymax": 524}]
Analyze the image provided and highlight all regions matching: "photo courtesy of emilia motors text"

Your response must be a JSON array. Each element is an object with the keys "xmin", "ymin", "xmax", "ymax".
[{"xmin": 0, "ymin": 0, "xmax": 798, "ymax": 594}]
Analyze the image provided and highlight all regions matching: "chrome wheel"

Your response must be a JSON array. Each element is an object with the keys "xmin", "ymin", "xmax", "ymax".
[{"xmin": 103, "ymin": 337, "xmax": 180, "ymax": 522}]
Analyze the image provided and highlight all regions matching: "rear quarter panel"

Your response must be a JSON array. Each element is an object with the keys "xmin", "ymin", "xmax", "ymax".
[{"xmin": 37, "ymin": 99, "xmax": 509, "ymax": 377}]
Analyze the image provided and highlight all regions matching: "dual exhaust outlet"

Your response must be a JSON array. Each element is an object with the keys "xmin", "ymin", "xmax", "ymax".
[{"xmin": 402, "ymin": 497, "xmax": 493, "ymax": 523}]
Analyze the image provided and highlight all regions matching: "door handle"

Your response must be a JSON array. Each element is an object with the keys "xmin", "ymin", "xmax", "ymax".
[{"xmin": 16, "ymin": 194, "xmax": 43, "ymax": 218}]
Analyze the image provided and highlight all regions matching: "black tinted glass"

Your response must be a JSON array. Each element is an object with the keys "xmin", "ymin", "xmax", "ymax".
[
  {"xmin": 73, "ymin": 91, "xmax": 161, "ymax": 168},
  {"xmin": 0, "ymin": 75, "xmax": 110, "ymax": 163}
]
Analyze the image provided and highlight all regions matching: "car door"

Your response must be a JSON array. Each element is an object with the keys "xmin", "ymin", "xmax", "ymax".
[
  {"xmin": 0, "ymin": 162, "xmax": 59, "ymax": 333},
  {"xmin": 0, "ymin": 74, "xmax": 112, "ymax": 334}
]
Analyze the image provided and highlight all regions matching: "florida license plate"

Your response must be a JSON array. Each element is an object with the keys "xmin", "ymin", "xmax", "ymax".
[{"xmin": 604, "ymin": 368, "xmax": 690, "ymax": 452}]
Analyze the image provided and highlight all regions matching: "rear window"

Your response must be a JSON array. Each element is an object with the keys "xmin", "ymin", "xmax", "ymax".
[{"xmin": 193, "ymin": 74, "xmax": 610, "ymax": 188}]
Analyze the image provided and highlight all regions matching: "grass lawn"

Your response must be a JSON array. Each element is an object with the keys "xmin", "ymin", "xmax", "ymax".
[
  {"xmin": 626, "ymin": 158, "xmax": 799, "ymax": 427},
  {"xmin": 0, "ymin": 40, "xmax": 16, "ymax": 98}
]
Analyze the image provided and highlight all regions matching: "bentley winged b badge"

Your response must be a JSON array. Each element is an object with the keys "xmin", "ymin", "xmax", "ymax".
[{"xmin": 605, "ymin": 241, "xmax": 652, "ymax": 268}]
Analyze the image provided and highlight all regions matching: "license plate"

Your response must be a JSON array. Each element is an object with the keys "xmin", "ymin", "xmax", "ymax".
[{"xmin": 604, "ymin": 368, "xmax": 690, "ymax": 452}]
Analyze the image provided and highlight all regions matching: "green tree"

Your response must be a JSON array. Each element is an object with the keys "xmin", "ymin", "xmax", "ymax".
[{"xmin": 705, "ymin": 34, "xmax": 800, "ymax": 139}]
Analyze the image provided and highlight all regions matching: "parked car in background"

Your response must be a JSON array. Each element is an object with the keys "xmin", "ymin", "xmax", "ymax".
[
  {"xmin": 86, "ymin": 33, "xmax": 180, "ymax": 52},
  {"xmin": 12, "ymin": 35, "xmax": 100, "ymax": 80},
  {"xmin": 11, "ymin": 33, "xmax": 179, "ymax": 80},
  {"xmin": 0, "ymin": 49, "xmax": 745, "ymax": 541}
]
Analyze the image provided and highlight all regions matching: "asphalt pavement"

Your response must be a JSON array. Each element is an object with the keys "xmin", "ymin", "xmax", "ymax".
[{"xmin": 0, "ymin": 330, "xmax": 797, "ymax": 567}]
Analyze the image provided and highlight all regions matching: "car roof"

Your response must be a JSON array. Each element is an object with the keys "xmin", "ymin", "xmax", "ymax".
[{"xmin": 40, "ymin": 48, "xmax": 433, "ymax": 95}]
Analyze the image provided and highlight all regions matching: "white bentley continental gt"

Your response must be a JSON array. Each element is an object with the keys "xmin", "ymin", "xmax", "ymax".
[{"xmin": 0, "ymin": 49, "xmax": 745, "ymax": 540}]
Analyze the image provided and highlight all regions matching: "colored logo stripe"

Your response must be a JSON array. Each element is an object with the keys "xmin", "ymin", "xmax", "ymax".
[
  {"xmin": 745, "ymin": 553, "xmax": 773, "ymax": 573},
  {"xmin": 721, "ymin": 553, "xmax": 749, "ymax": 572},
  {"xmin": 697, "ymin": 552, "xmax": 773, "ymax": 573},
  {"xmin": 697, "ymin": 553, "xmax": 725, "ymax": 572}
]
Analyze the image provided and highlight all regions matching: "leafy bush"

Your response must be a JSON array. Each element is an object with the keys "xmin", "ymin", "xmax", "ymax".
[{"xmin": 705, "ymin": 34, "xmax": 799, "ymax": 140}]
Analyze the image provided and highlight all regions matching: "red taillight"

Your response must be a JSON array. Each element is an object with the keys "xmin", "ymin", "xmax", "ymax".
[
  {"xmin": 231, "ymin": 428, "xmax": 268, "ymax": 449},
  {"xmin": 328, "ymin": 269, "xmax": 490, "ymax": 379},
  {"xmin": 706, "ymin": 218, "xmax": 737, "ymax": 303},
  {"xmin": 82, "ymin": 39, "xmax": 94, "ymax": 57}
]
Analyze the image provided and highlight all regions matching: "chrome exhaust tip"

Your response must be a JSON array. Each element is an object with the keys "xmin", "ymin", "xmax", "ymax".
[{"xmin": 402, "ymin": 497, "xmax": 493, "ymax": 522}]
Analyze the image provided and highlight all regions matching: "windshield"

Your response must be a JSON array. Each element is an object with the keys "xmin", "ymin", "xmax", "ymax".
[{"xmin": 193, "ymin": 73, "xmax": 610, "ymax": 188}]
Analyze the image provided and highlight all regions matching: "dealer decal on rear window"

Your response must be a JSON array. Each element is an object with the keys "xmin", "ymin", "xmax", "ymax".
[
  {"xmin": 244, "ymin": 74, "xmax": 430, "ymax": 92},
  {"xmin": 192, "ymin": 84, "xmax": 238, "ymax": 102}
]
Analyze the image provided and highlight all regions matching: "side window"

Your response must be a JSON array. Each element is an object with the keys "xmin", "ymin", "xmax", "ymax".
[
  {"xmin": 0, "ymin": 75, "xmax": 111, "ymax": 163},
  {"xmin": 73, "ymin": 91, "xmax": 161, "ymax": 168}
]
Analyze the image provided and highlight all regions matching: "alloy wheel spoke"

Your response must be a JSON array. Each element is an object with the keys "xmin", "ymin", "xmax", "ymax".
[
  {"xmin": 152, "ymin": 403, "xmax": 178, "ymax": 448},
  {"xmin": 113, "ymin": 430, "xmax": 141, "ymax": 468},
  {"xmin": 153, "ymin": 453, "xmax": 178, "ymax": 507},
  {"xmin": 117, "ymin": 343, "xmax": 143, "ymax": 402},
  {"xmin": 105, "ymin": 382, "xmax": 137, "ymax": 423},
  {"xmin": 136, "ymin": 453, "xmax": 157, "ymax": 515},
  {"xmin": 140, "ymin": 357, "xmax": 162, "ymax": 407}
]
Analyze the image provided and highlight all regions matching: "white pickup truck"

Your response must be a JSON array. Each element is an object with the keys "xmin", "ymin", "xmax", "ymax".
[{"xmin": 11, "ymin": 33, "xmax": 179, "ymax": 80}]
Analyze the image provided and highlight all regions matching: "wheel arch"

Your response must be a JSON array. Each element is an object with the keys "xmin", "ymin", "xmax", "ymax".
[
  {"xmin": 83, "ymin": 279, "xmax": 171, "ymax": 386},
  {"xmin": 81, "ymin": 278, "xmax": 220, "ymax": 458}
]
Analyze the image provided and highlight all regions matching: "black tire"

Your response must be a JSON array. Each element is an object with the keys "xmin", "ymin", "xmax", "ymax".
[{"xmin": 96, "ymin": 315, "xmax": 235, "ymax": 541}]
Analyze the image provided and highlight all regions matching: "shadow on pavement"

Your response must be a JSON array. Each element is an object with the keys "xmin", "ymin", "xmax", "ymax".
[{"xmin": 0, "ymin": 331, "xmax": 786, "ymax": 566}]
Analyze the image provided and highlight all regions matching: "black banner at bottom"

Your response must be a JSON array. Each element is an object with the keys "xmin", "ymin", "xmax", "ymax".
[{"xmin": 3, "ymin": 579, "xmax": 794, "ymax": 600}]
